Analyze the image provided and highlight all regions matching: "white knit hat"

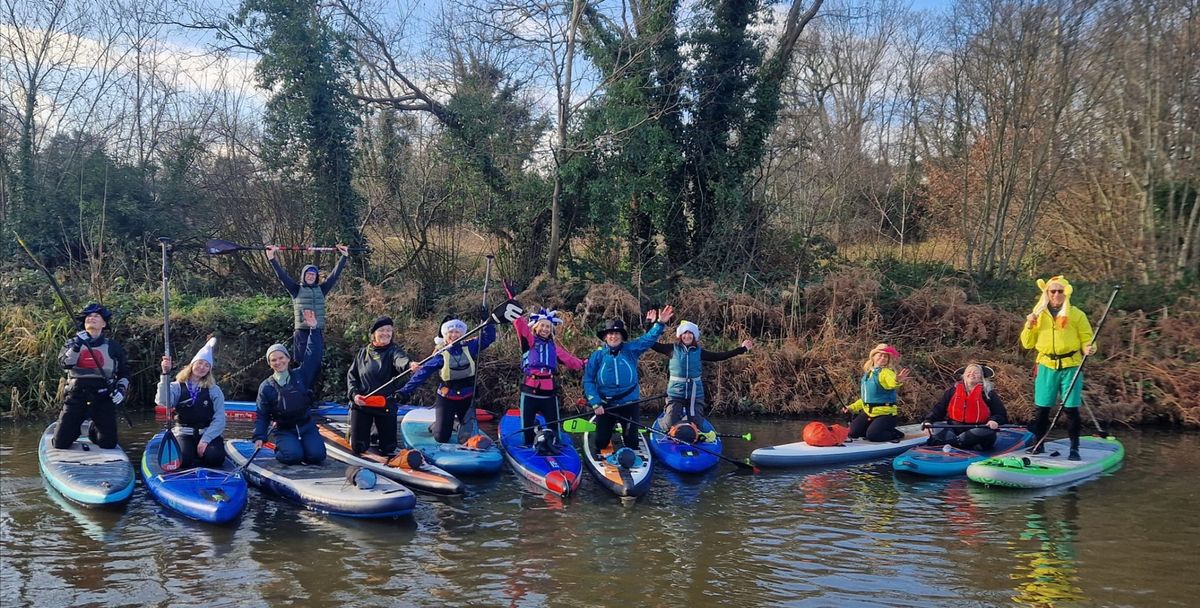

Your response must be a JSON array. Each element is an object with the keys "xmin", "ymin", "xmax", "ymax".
[
  {"xmin": 676, "ymin": 321, "xmax": 700, "ymax": 341},
  {"xmin": 191, "ymin": 337, "xmax": 217, "ymax": 366},
  {"xmin": 440, "ymin": 319, "xmax": 468, "ymax": 338}
]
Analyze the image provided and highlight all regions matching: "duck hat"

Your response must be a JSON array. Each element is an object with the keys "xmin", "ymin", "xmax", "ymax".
[{"xmin": 596, "ymin": 319, "xmax": 628, "ymax": 340}]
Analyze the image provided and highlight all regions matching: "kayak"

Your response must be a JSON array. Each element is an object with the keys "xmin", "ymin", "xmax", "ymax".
[
  {"xmin": 317, "ymin": 420, "xmax": 464, "ymax": 495},
  {"xmin": 646, "ymin": 413, "xmax": 723, "ymax": 473},
  {"xmin": 966, "ymin": 436, "xmax": 1124, "ymax": 489},
  {"xmin": 750, "ymin": 424, "xmax": 927, "ymax": 468},
  {"xmin": 581, "ymin": 416, "xmax": 654, "ymax": 498},
  {"xmin": 893, "ymin": 428, "xmax": 1034, "ymax": 477},
  {"xmin": 496, "ymin": 409, "xmax": 582, "ymax": 498},
  {"xmin": 38, "ymin": 422, "xmax": 135, "ymax": 507},
  {"xmin": 224, "ymin": 439, "xmax": 416, "ymax": 518},
  {"xmin": 399, "ymin": 407, "xmax": 503, "ymax": 476},
  {"xmin": 159, "ymin": 401, "xmax": 495, "ymax": 423},
  {"xmin": 140, "ymin": 431, "xmax": 249, "ymax": 524}
]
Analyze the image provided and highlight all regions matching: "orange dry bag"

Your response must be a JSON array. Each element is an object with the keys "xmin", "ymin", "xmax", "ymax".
[{"xmin": 802, "ymin": 422, "xmax": 849, "ymax": 447}]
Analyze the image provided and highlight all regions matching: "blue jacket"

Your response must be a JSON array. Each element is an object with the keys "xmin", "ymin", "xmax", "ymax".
[
  {"xmin": 582, "ymin": 322, "xmax": 665, "ymax": 407},
  {"xmin": 254, "ymin": 330, "xmax": 324, "ymax": 440}
]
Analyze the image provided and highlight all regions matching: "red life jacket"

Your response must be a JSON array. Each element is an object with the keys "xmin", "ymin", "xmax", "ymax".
[{"xmin": 947, "ymin": 382, "xmax": 989, "ymax": 424}]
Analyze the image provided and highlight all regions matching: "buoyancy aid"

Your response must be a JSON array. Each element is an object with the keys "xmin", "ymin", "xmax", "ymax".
[
  {"xmin": 439, "ymin": 346, "xmax": 476, "ymax": 389},
  {"xmin": 268, "ymin": 377, "xmax": 313, "ymax": 426},
  {"xmin": 947, "ymin": 382, "xmax": 989, "ymax": 424},
  {"xmin": 667, "ymin": 344, "xmax": 704, "ymax": 400},
  {"xmin": 860, "ymin": 368, "xmax": 898, "ymax": 416},
  {"xmin": 175, "ymin": 381, "xmax": 215, "ymax": 429}
]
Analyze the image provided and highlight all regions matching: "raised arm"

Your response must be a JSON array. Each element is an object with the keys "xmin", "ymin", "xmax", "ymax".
[
  {"xmin": 320, "ymin": 252, "xmax": 350, "ymax": 295},
  {"xmin": 268, "ymin": 257, "xmax": 301, "ymax": 297}
]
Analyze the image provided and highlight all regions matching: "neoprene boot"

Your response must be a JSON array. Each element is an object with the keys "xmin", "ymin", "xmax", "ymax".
[{"xmin": 1067, "ymin": 408, "xmax": 1082, "ymax": 461}]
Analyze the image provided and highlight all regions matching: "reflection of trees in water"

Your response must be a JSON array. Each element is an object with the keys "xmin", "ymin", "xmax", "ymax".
[{"xmin": 1011, "ymin": 493, "xmax": 1084, "ymax": 607}]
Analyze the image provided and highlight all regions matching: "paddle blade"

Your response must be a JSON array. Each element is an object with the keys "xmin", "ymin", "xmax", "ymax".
[
  {"xmin": 563, "ymin": 418, "xmax": 596, "ymax": 434},
  {"xmin": 204, "ymin": 239, "xmax": 248, "ymax": 255},
  {"xmin": 489, "ymin": 299, "xmax": 524, "ymax": 325},
  {"xmin": 159, "ymin": 430, "xmax": 182, "ymax": 472},
  {"xmin": 362, "ymin": 395, "xmax": 388, "ymax": 408}
]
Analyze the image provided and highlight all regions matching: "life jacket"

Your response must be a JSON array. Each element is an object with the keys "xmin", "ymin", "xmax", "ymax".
[
  {"xmin": 860, "ymin": 368, "xmax": 898, "ymax": 415},
  {"xmin": 667, "ymin": 344, "xmax": 704, "ymax": 400},
  {"xmin": 267, "ymin": 376, "xmax": 313, "ymax": 427},
  {"xmin": 947, "ymin": 382, "xmax": 989, "ymax": 424},
  {"xmin": 439, "ymin": 346, "xmax": 476, "ymax": 386},
  {"xmin": 803, "ymin": 422, "xmax": 850, "ymax": 447},
  {"xmin": 175, "ymin": 381, "xmax": 215, "ymax": 429},
  {"xmin": 522, "ymin": 337, "xmax": 558, "ymax": 394},
  {"xmin": 293, "ymin": 284, "xmax": 326, "ymax": 330}
]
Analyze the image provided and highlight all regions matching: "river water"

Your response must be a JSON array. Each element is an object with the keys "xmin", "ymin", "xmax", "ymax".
[{"xmin": 1, "ymin": 415, "xmax": 1197, "ymax": 607}]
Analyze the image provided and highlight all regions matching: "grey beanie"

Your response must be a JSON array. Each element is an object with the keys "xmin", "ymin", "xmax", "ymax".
[{"xmin": 265, "ymin": 343, "xmax": 290, "ymax": 362}]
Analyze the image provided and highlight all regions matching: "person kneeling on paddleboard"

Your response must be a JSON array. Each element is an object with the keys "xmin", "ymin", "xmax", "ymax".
[
  {"xmin": 583, "ymin": 306, "xmax": 673, "ymax": 458},
  {"xmin": 397, "ymin": 316, "xmax": 497, "ymax": 444},
  {"xmin": 347, "ymin": 316, "xmax": 412, "ymax": 456},
  {"xmin": 157, "ymin": 337, "xmax": 227, "ymax": 468},
  {"xmin": 53, "ymin": 303, "xmax": 130, "ymax": 450},
  {"xmin": 922, "ymin": 363, "xmax": 1008, "ymax": 451},
  {"xmin": 843, "ymin": 343, "xmax": 910, "ymax": 442},
  {"xmin": 649, "ymin": 320, "xmax": 752, "ymax": 441},
  {"xmin": 515, "ymin": 308, "xmax": 583, "ymax": 452},
  {"xmin": 254, "ymin": 310, "xmax": 327, "ymax": 465}
]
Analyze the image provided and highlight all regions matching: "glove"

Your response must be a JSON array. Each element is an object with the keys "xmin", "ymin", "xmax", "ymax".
[
  {"xmin": 920, "ymin": 422, "xmax": 932, "ymax": 430},
  {"xmin": 396, "ymin": 391, "xmax": 413, "ymax": 405},
  {"xmin": 111, "ymin": 389, "xmax": 125, "ymax": 406},
  {"xmin": 71, "ymin": 331, "xmax": 91, "ymax": 350}
]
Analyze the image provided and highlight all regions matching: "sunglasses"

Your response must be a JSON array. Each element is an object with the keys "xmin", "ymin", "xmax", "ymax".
[{"xmin": 1048, "ymin": 289, "xmax": 1064, "ymax": 294}]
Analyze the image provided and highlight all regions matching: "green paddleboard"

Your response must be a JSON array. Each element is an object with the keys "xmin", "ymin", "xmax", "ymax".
[{"xmin": 966, "ymin": 436, "xmax": 1123, "ymax": 489}]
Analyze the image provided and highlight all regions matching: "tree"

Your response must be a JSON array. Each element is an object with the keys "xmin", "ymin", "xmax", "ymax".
[{"xmin": 236, "ymin": 0, "xmax": 363, "ymax": 245}]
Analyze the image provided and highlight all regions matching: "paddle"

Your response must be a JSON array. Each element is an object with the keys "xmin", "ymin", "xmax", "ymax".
[
  {"xmin": 1029, "ymin": 285, "xmax": 1121, "ymax": 453},
  {"xmin": 459, "ymin": 253, "xmax": 495, "ymax": 441},
  {"xmin": 603, "ymin": 410, "xmax": 759, "ymax": 473},
  {"xmin": 360, "ymin": 299, "xmax": 524, "ymax": 400},
  {"xmin": 562, "ymin": 418, "xmax": 753, "ymax": 442},
  {"xmin": 927, "ymin": 423, "xmax": 1026, "ymax": 430},
  {"xmin": 13, "ymin": 230, "xmax": 133, "ymax": 428},
  {"xmin": 156, "ymin": 237, "xmax": 183, "ymax": 472},
  {"xmin": 221, "ymin": 427, "xmax": 275, "ymax": 482},
  {"xmin": 204, "ymin": 238, "xmax": 370, "ymax": 255},
  {"xmin": 508, "ymin": 395, "xmax": 668, "ymax": 441}
]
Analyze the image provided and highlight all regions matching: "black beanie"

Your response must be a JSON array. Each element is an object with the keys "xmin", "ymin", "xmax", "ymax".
[{"xmin": 370, "ymin": 316, "xmax": 393, "ymax": 334}]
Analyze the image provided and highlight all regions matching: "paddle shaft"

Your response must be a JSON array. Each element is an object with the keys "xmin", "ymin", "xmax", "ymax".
[
  {"xmin": 157, "ymin": 238, "xmax": 182, "ymax": 469},
  {"xmin": 464, "ymin": 254, "xmax": 495, "ymax": 433},
  {"xmin": 506, "ymin": 393, "xmax": 669, "ymax": 440},
  {"xmin": 1032, "ymin": 285, "xmax": 1121, "ymax": 451},
  {"xmin": 606, "ymin": 411, "xmax": 758, "ymax": 472},
  {"xmin": 13, "ymin": 231, "xmax": 132, "ymax": 428},
  {"xmin": 362, "ymin": 299, "xmax": 522, "ymax": 399},
  {"xmin": 205, "ymin": 238, "xmax": 369, "ymax": 254}
]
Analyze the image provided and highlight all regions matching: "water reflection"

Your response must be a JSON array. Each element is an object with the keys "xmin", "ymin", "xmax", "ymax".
[{"xmin": 1011, "ymin": 493, "xmax": 1084, "ymax": 607}]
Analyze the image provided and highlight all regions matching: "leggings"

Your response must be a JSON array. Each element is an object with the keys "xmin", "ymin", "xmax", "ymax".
[
  {"xmin": 593, "ymin": 402, "xmax": 641, "ymax": 454},
  {"xmin": 1032, "ymin": 406, "xmax": 1082, "ymax": 447},
  {"xmin": 849, "ymin": 413, "xmax": 902, "ymax": 442},
  {"xmin": 519, "ymin": 393, "xmax": 560, "ymax": 446},
  {"xmin": 433, "ymin": 395, "xmax": 473, "ymax": 444}
]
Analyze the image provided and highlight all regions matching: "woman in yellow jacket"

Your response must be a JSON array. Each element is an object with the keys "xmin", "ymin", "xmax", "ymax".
[
  {"xmin": 1020, "ymin": 276, "xmax": 1095, "ymax": 460},
  {"xmin": 843, "ymin": 343, "xmax": 910, "ymax": 442}
]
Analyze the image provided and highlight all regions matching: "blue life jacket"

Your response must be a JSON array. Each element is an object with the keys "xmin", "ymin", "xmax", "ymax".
[
  {"xmin": 860, "ymin": 368, "xmax": 897, "ymax": 405},
  {"xmin": 667, "ymin": 344, "xmax": 704, "ymax": 400}
]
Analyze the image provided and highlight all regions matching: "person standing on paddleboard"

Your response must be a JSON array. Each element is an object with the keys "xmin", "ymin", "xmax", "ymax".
[
  {"xmin": 514, "ymin": 308, "xmax": 584, "ymax": 451},
  {"xmin": 649, "ymin": 320, "xmax": 752, "ymax": 441},
  {"xmin": 53, "ymin": 304, "xmax": 130, "ymax": 450},
  {"xmin": 265, "ymin": 243, "xmax": 349, "ymax": 366},
  {"xmin": 254, "ymin": 310, "xmax": 327, "ymax": 465},
  {"xmin": 1021, "ymin": 275, "xmax": 1095, "ymax": 460},
  {"xmin": 346, "ymin": 316, "xmax": 413, "ymax": 456},
  {"xmin": 397, "ymin": 316, "xmax": 497, "ymax": 444},
  {"xmin": 582, "ymin": 305, "xmax": 674, "ymax": 457},
  {"xmin": 156, "ymin": 337, "xmax": 228, "ymax": 468},
  {"xmin": 922, "ymin": 363, "xmax": 1008, "ymax": 450},
  {"xmin": 844, "ymin": 343, "xmax": 911, "ymax": 442}
]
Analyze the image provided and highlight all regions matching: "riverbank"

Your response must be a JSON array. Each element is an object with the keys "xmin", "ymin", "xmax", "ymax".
[{"xmin": 3, "ymin": 266, "xmax": 1197, "ymax": 427}]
